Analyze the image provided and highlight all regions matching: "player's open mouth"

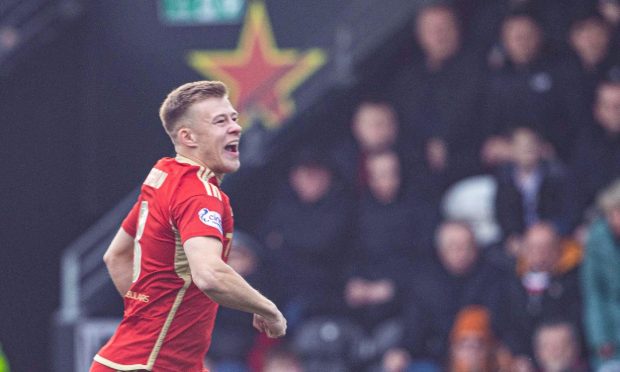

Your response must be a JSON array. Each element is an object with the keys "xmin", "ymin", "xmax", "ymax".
[{"xmin": 224, "ymin": 142, "xmax": 239, "ymax": 154}]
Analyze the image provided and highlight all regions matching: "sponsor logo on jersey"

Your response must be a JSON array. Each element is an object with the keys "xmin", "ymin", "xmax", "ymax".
[{"xmin": 198, "ymin": 208, "xmax": 223, "ymax": 233}]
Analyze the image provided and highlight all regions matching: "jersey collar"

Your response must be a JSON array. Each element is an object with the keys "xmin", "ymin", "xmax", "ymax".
[{"xmin": 175, "ymin": 153, "xmax": 222, "ymax": 185}]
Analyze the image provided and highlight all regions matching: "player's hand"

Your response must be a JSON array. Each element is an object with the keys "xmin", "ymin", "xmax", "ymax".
[{"xmin": 253, "ymin": 311, "xmax": 287, "ymax": 338}]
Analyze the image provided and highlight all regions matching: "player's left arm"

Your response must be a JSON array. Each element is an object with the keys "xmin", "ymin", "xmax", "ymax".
[{"xmin": 103, "ymin": 227, "xmax": 134, "ymax": 296}]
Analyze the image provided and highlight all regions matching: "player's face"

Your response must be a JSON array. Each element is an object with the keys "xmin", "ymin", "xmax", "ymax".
[{"xmin": 187, "ymin": 97, "xmax": 242, "ymax": 174}]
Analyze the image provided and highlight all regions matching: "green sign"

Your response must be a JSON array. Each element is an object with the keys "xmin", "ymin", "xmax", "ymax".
[
  {"xmin": 159, "ymin": 0, "xmax": 246, "ymax": 25},
  {"xmin": 0, "ymin": 344, "xmax": 9, "ymax": 372}
]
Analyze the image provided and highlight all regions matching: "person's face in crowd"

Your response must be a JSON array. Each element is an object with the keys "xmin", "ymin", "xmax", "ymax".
[
  {"xmin": 535, "ymin": 324, "xmax": 579, "ymax": 372},
  {"xmin": 366, "ymin": 152, "xmax": 401, "ymax": 204},
  {"xmin": 599, "ymin": 0, "xmax": 620, "ymax": 26},
  {"xmin": 289, "ymin": 163, "xmax": 332, "ymax": 204},
  {"xmin": 437, "ymin": 223, "xmax": 478, "ymax": 276},
  {"xmin": 263, "ymin": 353, "xmax": 303, "ymax": 372},
  {"xmin": 595, "ymin": 83, "xmax": 620, "ymax": 135},
  {"xmin": 352, "ymin": 104, "xmax": 398, "ymax": 153},
  {"xmin": 451, "ymin": 333, "xmax": 490, "ymax": 372},
  {"xmin": 502, "ymin": 16, "xmax": 542, "ymax": 66},
  {"xmin": 522, "ymin": 224, "xmax": 561, "ymax": 272},
  {"xmin": 570, "ymin": 18, "xmax": 611, "ymax": 68},
  {"xmin": 415, "ymin": 6, "xmax": 461, "ymax": 65},
  {"xmin": 511, "ymin": 128, "xmax": 543, "ymax": 171},
  {"xmin": 227, "ymin": 243, "xmax": 257, "ymax": 277},
  {"xmin": 182, "ymin": 97, "xmax": 242, "ymax": 174},
  {"xmin": 606, "ymin": 206, "xmax": 620, "ymax": 237}
]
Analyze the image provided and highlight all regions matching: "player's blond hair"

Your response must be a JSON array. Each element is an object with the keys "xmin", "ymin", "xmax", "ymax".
[{"xmin": 159, "ymin": 80, "xmax": 228, "ymax": 140}]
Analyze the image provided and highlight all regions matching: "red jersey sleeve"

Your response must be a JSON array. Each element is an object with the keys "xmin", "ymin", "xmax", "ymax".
[
  {"xmin": 121, "ymin": 200, "xmax": 140, "ymax": 237},
  {"xmin": 171, "ymin": 194, "xmax": 225, "ymax": 245}
]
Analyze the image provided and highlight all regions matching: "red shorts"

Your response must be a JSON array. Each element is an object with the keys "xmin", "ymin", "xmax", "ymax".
[{"xmin": 90, "ymin": 360, "xmax": 209, "ymax": 372}]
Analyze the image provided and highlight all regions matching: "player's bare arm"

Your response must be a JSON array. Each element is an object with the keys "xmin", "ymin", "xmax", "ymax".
[
  {"xmin": 184, "ymin": 236, "xmax": 287, "ymax": 338},
  {"xmin": 103, "ymin": 227, "xmax": 134, "ymax": 296}
]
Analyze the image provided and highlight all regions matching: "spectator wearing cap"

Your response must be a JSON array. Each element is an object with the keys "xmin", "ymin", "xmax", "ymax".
[
  {"xmin": 581, "ymin": 179, "xmax": 620, "ymax": 368},
  {"xmin": 481, "ymin": 13, "xmax": 588, "ymax": 165},
  {"xmin": 256, "ymin": 149, "xmax": 355, "ymax": 330},
  {"xmin": 448, "ymin": 305, "xmax": 505, "ymax": 372}
]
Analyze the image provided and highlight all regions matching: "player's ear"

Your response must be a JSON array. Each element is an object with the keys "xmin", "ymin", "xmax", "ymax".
[{"xmin": 177, "ymin": 127, "xmax": 197, "ymax": 148}]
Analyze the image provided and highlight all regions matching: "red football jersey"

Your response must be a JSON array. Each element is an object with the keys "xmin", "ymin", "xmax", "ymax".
[{"xmin": 94, "ymin": 155, "xmax": 234, "ymax": 372}]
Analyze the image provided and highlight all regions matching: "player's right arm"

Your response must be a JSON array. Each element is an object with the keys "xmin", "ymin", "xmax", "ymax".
[
  {"xmin": 103, "ymin": 227, "xmax": 134, "ymax": 296},
  {"xmin": 184, "ymin": 236, "xmax": 286, "ymax": 338},
  {"xmin": 103, "ymin": 199, "xmax": 140, "ymax": 297}
]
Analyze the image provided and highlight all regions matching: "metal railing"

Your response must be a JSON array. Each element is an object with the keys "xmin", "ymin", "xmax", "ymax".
[{"xmin": 0, "ymin": 0, "xmax": 85, "ymax": 75}]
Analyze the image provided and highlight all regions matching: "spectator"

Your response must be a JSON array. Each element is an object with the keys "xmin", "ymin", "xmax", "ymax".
[
  {"xmin": 598, "ymin": 0, "xmax": 620, "ymax": 32},
  {"xmin": 481, "ymin": 13, "xmax": 587, "ymax": 165},
  {"xmin": 343, "ymin": 151, "xmax": 437, "ymax": 369},
  {"xmin": 567, "ymin": 80, "xmax": 620, "ymax": 230},
  {"xmin": 494, "ymin": 127, "xmax": 567, "ymax": 240},
  {"xmin": 257, "ymin": 149, "xmax": 354, "ymax": 330},
  {"xmin": 333, "ymin": 100, "xmax": 399, "ymax": 193},
  {"xmin": 466, "ymin": 0, "xmax": 593, "ymax": 55},
  {"xmin": 448, "ymin": 306, "xmax": 504, "ymax": 372},
  {"xmin": 533, "ymin": 320, "xmax": 589, "ymax": 372},
  {"xmin": 382, "ymin": 221, "xmax": 510, "ymax": 368},
  {"xmin": 581, "ymin": 179, "xmax": 620, "ymax": 368},
  {"xmin": 504, "ymin": 223, "xmax": 583, "ymax": 358},
  {"xmin": 262, "ymin": 346, "xmax": 303, "ymax": 372},
  {"xmin": 387, "ymin": 3, "xmax": 485, "ymax": 183},
  {"xmin": 569, "ymin": 14, "xmax": 619, "ymax": 105}
]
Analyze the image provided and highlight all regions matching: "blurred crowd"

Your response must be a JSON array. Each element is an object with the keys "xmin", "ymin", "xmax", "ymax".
[{"xmin": 207, "ymin": 0, "xmax": 620, "ymax": 371}]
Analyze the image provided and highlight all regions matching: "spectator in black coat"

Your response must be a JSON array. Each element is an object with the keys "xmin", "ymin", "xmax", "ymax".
[
  {"xmin": 494, "ymin": 127, "xmax": 567, "ymax": 240},
  {"xmin": 344, "ymin": 151, "xmax": 438, "ymax": 334},
  {"xmin": 481, "ymin": 13, "xmax": 588, "ymax": 165},
  {"xmin": 340, "ymin": 151, "xmax": 439, "ymax": 370},
  {"xmin": 566, "ymin": 80, "xmax": 620, "ymax": 231},
  {"xmin": 382, "ymin": 221, "xmax": 510, "ymax": 369},
  {"xmin": 387, "ymin": 3, "xmax": 486, "ymax": 183},
  {"xmin": 569, "ymin": 14, "xmax": 620, "ymax": 106},
  {"xmin": 257, "ymin": 150, "xmax": 355, "ymax": 330},
  {"xmin": 503, "ymin": 223, "xmax": 584, "ymax": 360}
]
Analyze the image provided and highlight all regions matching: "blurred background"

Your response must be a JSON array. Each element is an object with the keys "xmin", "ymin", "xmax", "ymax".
[{"xmin": 1, "ymin": 0, "xmax": 620, "ymax": 371}]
